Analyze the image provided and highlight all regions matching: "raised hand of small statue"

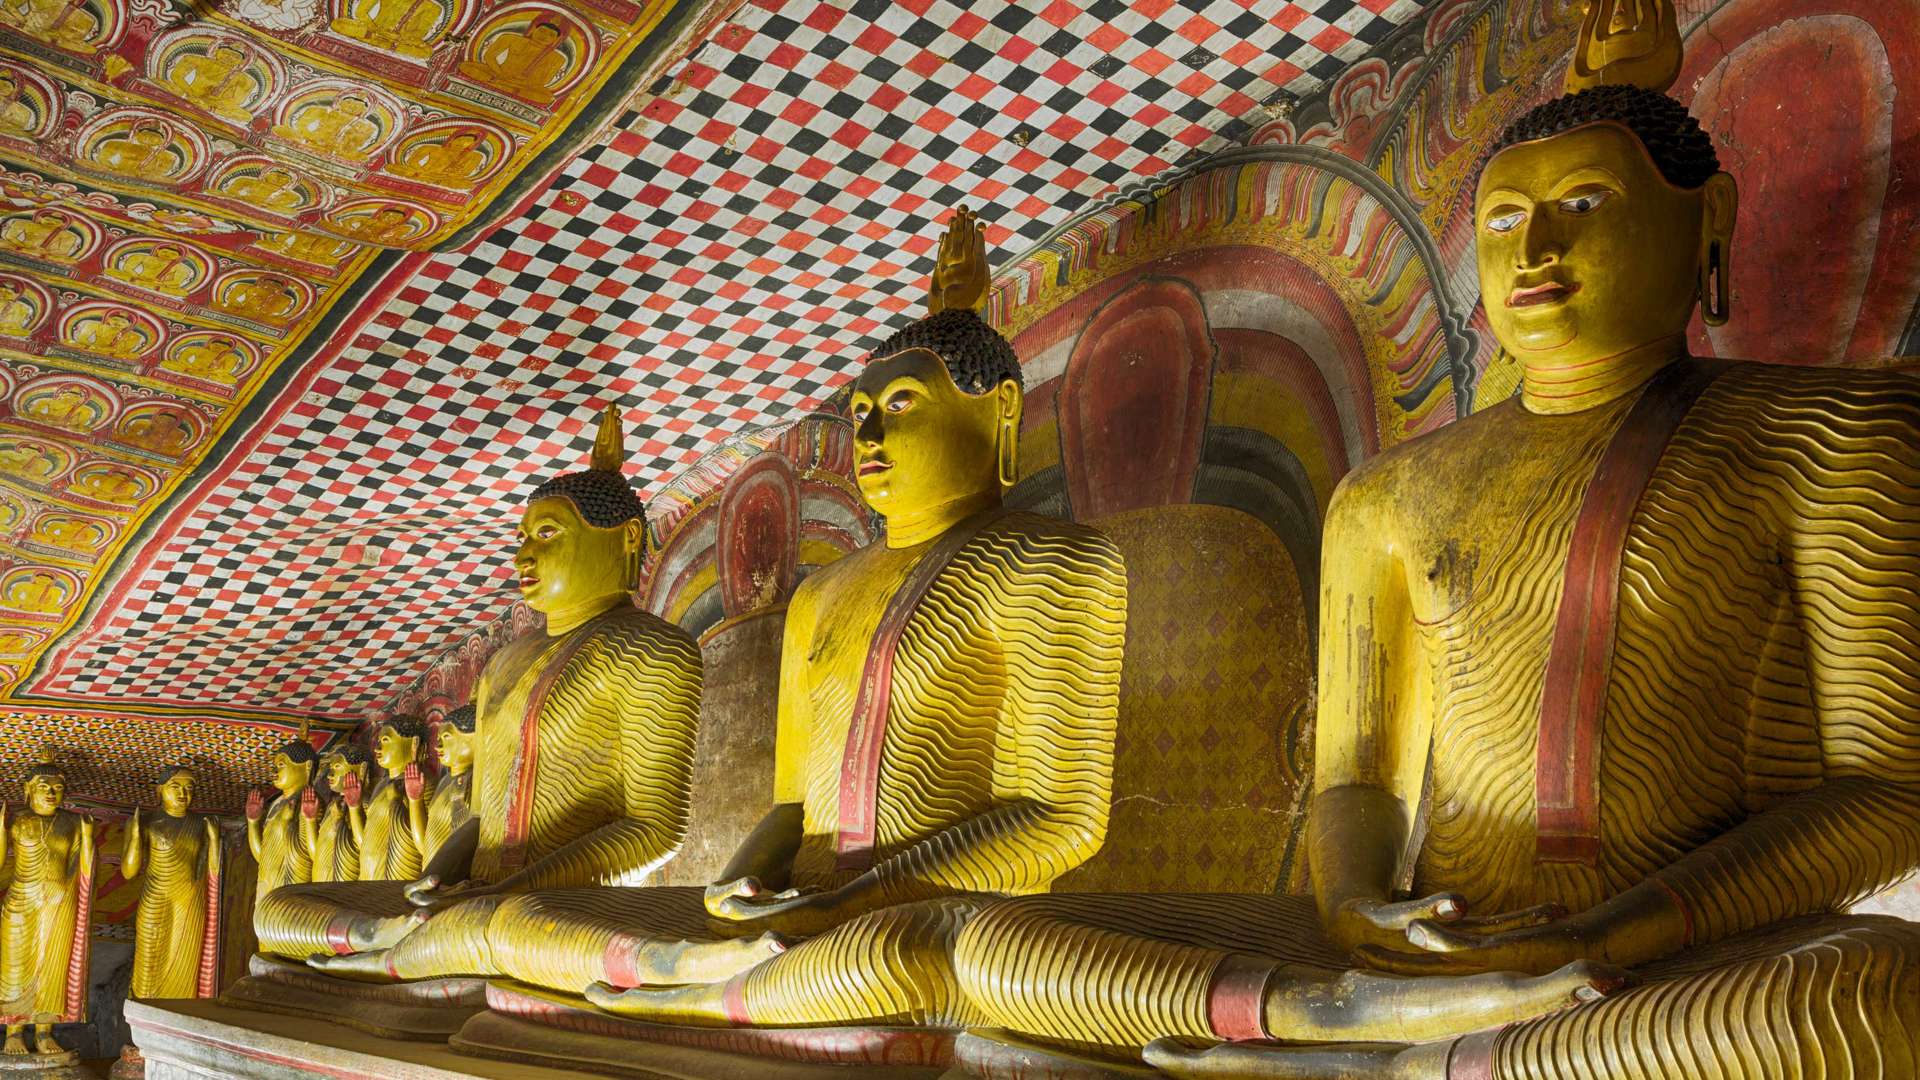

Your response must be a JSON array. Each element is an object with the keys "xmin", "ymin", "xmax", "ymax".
[
  {"xmin": 244, "ymin": 788, "xmax": 264, "ymax": 822},
  {"xmin": 300, "ymin": 787, "xmax": 320, "ymax": 819},
  {"xmin": 339, "ymin": 771, "xmax": 361, "ymax": 810},
  {"xmin": 403, "ymin": 762, "xmax": 423, "ymax": 802},
  {"xmin": 123, "ymin": 807, "xmax": 142, "ymax": 857},
  {"xmin": 927, "ymin": 205, "xmax": 988, "ymax": 315}
]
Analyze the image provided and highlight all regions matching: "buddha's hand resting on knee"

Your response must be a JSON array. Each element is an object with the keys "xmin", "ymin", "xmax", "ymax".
[
  {"xmin": 1360, "ymin": 881, "xmax": 1688, "ymax": 976},
  {"xmin": 1267, "ymin": 961, "xmax": 1625, "ymax": 1045},
  {"xmin": 705, "ymin": 874, "xmax": 880, "ymax": 937},
  {"xmin": 404, "ymin": 873, "xmax": 495, "ymax": 913}
]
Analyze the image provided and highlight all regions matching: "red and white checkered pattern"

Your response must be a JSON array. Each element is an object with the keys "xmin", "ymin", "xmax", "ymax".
[{"xmin": 32, "ymin": 0, "xmax": 1424, "ymax": 716}]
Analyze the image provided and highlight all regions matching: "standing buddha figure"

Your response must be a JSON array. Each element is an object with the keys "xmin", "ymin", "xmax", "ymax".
[
  {"xmin": 124, "ymin": 766, "xmax": 221, "ymax": 999},
  {"xmin": 0, "ymin": 760, "xmax": 94, "ymax": 1057},
  {"xmin": 255, "ymin": 406, "xmax": 702, "ymax": 976},
  {"xmin": 414, "ymin": 704, "xmax": 474, "ymax": 861},
  {"xmin": 971, "ymin": 3, "xmax": 1920, "ymax": 1077},
  {"xmin": 310, "ymin": 746, "xmax": 370, "ymax": 884},
  {"xmin": 346, "ymin": 717, "xmax": 433, "ymax": 882},
  {"xmin": 454, "ymin": 210, "xmax": 1131, "ymax": 1036},
  {"xmin": 245, "ymin": 741, "xmax": 318, "ymax": 918}
]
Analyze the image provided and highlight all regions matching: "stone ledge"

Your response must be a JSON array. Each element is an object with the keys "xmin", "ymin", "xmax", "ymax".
[{"xmin": 125, "ymin": 999, "xmax": 585, "ymax": 1080}]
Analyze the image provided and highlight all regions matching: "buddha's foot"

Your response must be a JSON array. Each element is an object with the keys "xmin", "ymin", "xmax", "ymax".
[
  {"xmin": 584, "ymin": 980, "xmax": 730, "ymax": 1026},
  {"xmin": 357, "ymin": 911, "xmax": 428, "ymax": 953},
  {"xmin": 307, "ymin": 950, "xmax": 400, "ymax": 983},
  {"xmin": 1, "ymin": 1034, "xmax": 24, "ymax": 1056},
  {"xmin": 1272, "ymin": 960, "xmax": 1624, "ymax": 1043},
  {"xmin": 30, "ymin": 1028, "xmax": 65, "ymax": 1057},
  {"xmin": 1144, "ymin": 1038, "xmax": 1450, "ymax": 1080},
  {"xmin": 611, "ymin": 930, "xmax": 789, "ymax": 987}
]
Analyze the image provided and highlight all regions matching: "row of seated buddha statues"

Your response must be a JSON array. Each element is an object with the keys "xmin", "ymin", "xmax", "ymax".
[{"xmin": 211, "ymin": 5, "xmax": 1920, "ymax": 1077}]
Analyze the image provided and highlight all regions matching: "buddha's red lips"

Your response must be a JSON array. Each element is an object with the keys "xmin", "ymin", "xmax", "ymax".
[
  {"xmin": 518, "ymin": 575, "xmax": 539, "ymax": 590},
  {"xmin": 1508, "ymin": 281, "xmax": 1578, "ymax": 308},
  {"xmin": 857, "ymin": 461, "xmax": 892, "ymax": 476}
]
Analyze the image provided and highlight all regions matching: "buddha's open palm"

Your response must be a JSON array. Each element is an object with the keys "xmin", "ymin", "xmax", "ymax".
[{"xmin": 928, "ymin": 206, "xmax": 988, "ymax": 314}]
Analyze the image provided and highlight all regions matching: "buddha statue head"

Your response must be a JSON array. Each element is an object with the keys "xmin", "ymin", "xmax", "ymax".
[
  {"xmin": 322, "ymin": 743, "xmax": 370, "ymax": 796},
  {"xmin": 853, "ymin": 207, "xmax": 1022, "ymax": 547},
  {"xmin": 437, "ymin": 704, "xmax": 475, "ymax": 776},
  {"xmin": 374, "ymin": 716, "xmax": 427, "ymax": 774},
  {"xmin": 23, "ymin": 761, "xmax": 63, "ymax": 817},
  {"xmin": 155, "ymin": 764, "xmax": 195, "ymax": 817},
  {"xmin": 1475, "ymin": 0, "xmax": 1734, "ymax": 391},
  {"xmin": 270, "ymin": 740, "xmax": 317, "ymax": 796},
  {"xmin": 517, "ymin": 405, "xmax": 646, "ymax": 634}
]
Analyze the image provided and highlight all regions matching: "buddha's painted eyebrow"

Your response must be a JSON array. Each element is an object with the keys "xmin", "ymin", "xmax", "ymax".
[
  {"xmin": 1550, "ymin": 165, "xmax": 1626, "ymax": 197},
  {"xmin": 1481, "ymin": 186, "xmax": 1528, "ymax": 207}
]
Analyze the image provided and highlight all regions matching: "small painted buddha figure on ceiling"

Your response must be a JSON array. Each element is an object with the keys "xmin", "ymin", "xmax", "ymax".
[
  {"xmin": 953, "ymin": 3, "xmax": 1920, "ymax": 1078},
  {"xmin": 124, "ymin": 765, "xmax": 221, "ymax": 1000},
  {"xmin": 255, "ymin": 407, "xmax": 703, "ymax": 980},
  {"xmin": 0, "ymin": 758, "xmax": 94, "ymax": 1057}
]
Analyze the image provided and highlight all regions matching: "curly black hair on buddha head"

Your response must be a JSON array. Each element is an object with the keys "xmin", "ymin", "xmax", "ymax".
[
  {"xmin": 868, "ymin": 308, "xmax": 1022, "ymax": 395},
  {"xmin": 326, "ymin": 743, "xmax": 371, "ymax": 766},
  {"xmin": 26, "ymin": 762, "xmax": 64, "ymax": 783},
  {"xmin": 528, "ymin": 470, "xmax": 646, "ymax": 530},
  {"xmin": 276, "ymin": 740, "xmax": 319, "ymax": 766},
  {"xmin": 381, "ymin": 716, "xmax": 429, "ymax": 743},
  {"xmin": 443, "ymin": 703, "xmax": 477, "ymax": 734},
  {"xmin": 1488, "ymin": 84, "xmax": 1720, "ymax": 190},
  {"xmin": 154, "ymin": 763, "xmax": 194, "ymax": 785}
]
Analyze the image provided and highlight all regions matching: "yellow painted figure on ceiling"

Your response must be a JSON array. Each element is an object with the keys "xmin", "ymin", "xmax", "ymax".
[
  {"xmin": 215, "ymin": 276, "xmax": 299, "ymax": 322},
  {"xmin": 66, "ymin": 310, "xmax": 153, "ymax": 360},
  {"xmin": 105, "ymin": 244, "xmax": 200, "ymax": 297},
  {"xmin": 0, "ymin": 762, "xmax": 94, "ymax": 1057},
  {"xmin": 0, "ymin": 211, "xmax": 86, "ymax": 263},
  {"xmin": 165, "ymin": 335, "xmax": 250, "ymax": 383},
  {"xmin": 160, "ymin": 41, "xmax": 260, "ymax": 124},
  {"xmin": 273, "ymin": 94, "xmax": 380, "ymax": 161},
  {"xmin": 330, "ymin": 0, "xmax": 449, "ymax": 60},
  {"xmin": 0, "ymin": 72, "xmax": 40, "ymax": 138},
  {"xmin": 255, "ymin": 407, "xmax": 703, "ymax": 979},
  {"xmin": 1, "ymin": 0, "xmax": 101, "ymax": 54},
  {"xmin": 123, "ymin": 766, "xmax": 221, "ymax": 999},
  {"xmin": 457, "ymin": 20, "xmax": 570, "ymax": 103},
  {"xmin": 0, "ymin": 281, "xmax": 41, "ymax": 337},
  {"xmin": 310, "ymin": 746, "xmax": 368, "ymax": 884},
  {"xmin": 244, "ymin": 741, "xmax": 317, "ymax": 917},
  {"xmin": 217, "ymin": 166, "xmax": 311, "ymax": 215},
  {"xmin": 89, "ymin": 121, "xmax": 193, "ymax": 183},
  {"xmin": 960, "ymin": 4, "xmax": 1920, "ymax": 1078},
  {"xmin": 388, "ymin": 130, "xmax": 489, "ymax": 186}
]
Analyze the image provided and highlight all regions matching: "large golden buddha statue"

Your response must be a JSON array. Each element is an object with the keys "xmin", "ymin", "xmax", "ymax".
[
  {"xmin": 0, "ymin": 761, "xmax": 94, "ymax": 1058},
  {"xmin": 255, "ymin": 407, "xmax": 702, "ymax": 976},
  {"xmin": 438, "ymin": 211, "xmax": 1132, "ymax": 1039},
  {"xmin": 955, "ymin": 5, "xmax": 1920, "ymax": 1077},
  {"xmin": 124, "ymin": 766, "xmax": 222, "ymax": 1000},
  {"xmin": 244, "ymin": 741, "xmax": 317, "ymax": 917}
]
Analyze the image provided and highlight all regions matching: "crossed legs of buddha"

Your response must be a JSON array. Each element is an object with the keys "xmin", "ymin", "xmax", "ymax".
[{"xmin": 952, "ymin": 893, "xmax": 1624, "ymax": 1058}]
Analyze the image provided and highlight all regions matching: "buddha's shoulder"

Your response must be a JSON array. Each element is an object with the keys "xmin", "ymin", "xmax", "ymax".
[
  {"xmin": 974, "ymin": 511, "xmax": 1126, "ymax": 580},
  {"xmin": 1701, "ymin": 360, "xmax": 1920, "ymax": 430},
  {"xmin": 582, "ymin": 605, "xmax": 700, "ymax": 668},
  {"xmin": 1329, "ymin": 401, "xmax": 1517, "ymax": 514}
]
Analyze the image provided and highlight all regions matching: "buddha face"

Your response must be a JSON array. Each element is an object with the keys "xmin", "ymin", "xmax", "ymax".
[
  {"xmin": 24, "ymin": 772, "xmax": 62, "ymax": 816},
  {"xmin": 271, "ymin": 751, "xmax": 310, "ymax": 793},
  {"xmin": 1475, "ymin": 122, "xmax": 1735, "ymax": 365},
  {"xmin": 850, "ymin": 348, "xmax": 1013, "ymax": 522},
  {"xmin": 157, "ymin": 769, "xmax": 194, "ymax": 817},
  {"xmin": 514, "ymin": 497, "xmax": 637, "ymax": 615},
  {"xmin": 437, "ymin": 726, "xmax": 473, "ymax": 773},
  {"xmin": 211, "ymin": 45, "xmax": 246, "ymax": 72},
  {"xmin": 374, "ymin": 725, "xmax": 417, "ymax": 772},
  {"xmin": 133, "ymin": 125, "xmax": 165, "ymax": 149},
  {"xmin": 530, "ymin": 22, "xmax": 560, "ymax": 44},
  {"xmin": 337, "ymin": 96, "xmax": 368, "ymax": 118}
]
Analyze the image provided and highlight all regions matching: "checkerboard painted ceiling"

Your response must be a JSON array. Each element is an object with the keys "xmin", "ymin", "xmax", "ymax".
[{"xmin": 20, "ymin": 0, "xmax": 1427, "ymax": 726}]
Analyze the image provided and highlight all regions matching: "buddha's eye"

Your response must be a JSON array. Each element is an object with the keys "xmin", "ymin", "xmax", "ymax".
[
  {"xmin": 885, "ymin": 392, "xmax": 914, "ymax": 414},
  {"xmin": 1559, "ymin": 190, "xmax": 1609, "ymax": 214},
  {"xmin": 851, "ymin": 402, "xmax": 870, "ymax": 421},
  {"xmin": 536, "ymin": 524, "xmax": 557, "ymax": 539},
  {"xmin": 1485, "ymin": 210, "xmax": 1526, "ymax": 234}
]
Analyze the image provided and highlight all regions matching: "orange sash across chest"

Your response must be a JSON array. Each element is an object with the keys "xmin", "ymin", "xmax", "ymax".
[
  {"xmin": 1535, "ymin": 360, "xmax": 1731, "ymax": 866},
  {"xmin": 835, "ymin": 511, "xmax": 997, "ymax": 873}
]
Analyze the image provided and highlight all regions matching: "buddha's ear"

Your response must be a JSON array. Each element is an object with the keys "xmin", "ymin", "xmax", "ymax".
[
  {"xmin": 992, "ymin": 377, "xmax": 1022, "ymax": 488},
  {"xmin": 1698, "ymin": 172, "xmax": 1737, "ymax": 326}
]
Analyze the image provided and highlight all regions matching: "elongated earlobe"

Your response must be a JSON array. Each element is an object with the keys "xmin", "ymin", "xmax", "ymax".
[{"xmin": 995, "ymin": 379, "xmax": 1021, "ymax": 488}]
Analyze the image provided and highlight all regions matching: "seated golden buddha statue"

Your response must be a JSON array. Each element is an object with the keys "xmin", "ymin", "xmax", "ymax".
[
  {"xmin": 0, "ymin": 760, "xmax": 94, "ymax": 1057},
  {"xmin": 310, "ymin": 747, "xmax": 369, "ymax": 884},
  {"xmin": 957, "ymin": 7, "xmax": 1920, "ymax": 1078},
  {"xmin": 244, "ymin": 741, "xmax": 317, "ymax": 918},
  {"xmin": 414, "ymin": 704, "xmax": 474, "ymax": 860},
  {"xmin": 255, "ymin": 407, "xmax": 702, "ymax": 975},
  {"xmin": 429, "ymin": 212, "xmax": 1132, "ymax": 1041},
  {"xmin": 124, "ymin": 766, "xmax": 221, "ymax": 999},
  {"xmin": 340, "ymin": 717, "xmax": 434, "ymax": 882}
]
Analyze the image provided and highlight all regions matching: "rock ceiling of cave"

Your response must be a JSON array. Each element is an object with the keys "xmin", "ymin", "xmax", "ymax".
[{"xmin": 0, "ymin": 0, "xmax": 1426, "ymax": 805}]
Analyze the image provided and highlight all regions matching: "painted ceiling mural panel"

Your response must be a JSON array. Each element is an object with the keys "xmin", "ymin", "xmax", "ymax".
[{"xmin": 19, "ymin": 0, "xmax": 1429, "ymax": 736}]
